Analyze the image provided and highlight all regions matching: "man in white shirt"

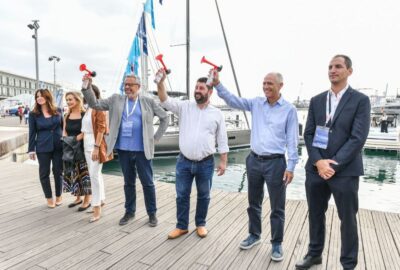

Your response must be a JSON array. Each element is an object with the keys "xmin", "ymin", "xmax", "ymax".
[{"xmin": 156, "ymin": 69, "xmax": 229, "ymax": 239}]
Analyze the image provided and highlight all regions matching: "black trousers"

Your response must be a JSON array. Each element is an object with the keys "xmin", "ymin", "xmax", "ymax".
[
  {"xmin": 37, "ymin": 151, "xmax": 63, "ymax": 198},
  {"xmin": 305, "ymin": 172, "xmax": 359, "ymax": 269}
]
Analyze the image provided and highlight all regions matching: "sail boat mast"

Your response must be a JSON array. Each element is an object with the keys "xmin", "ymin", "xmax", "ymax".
[
  {"xmin": 186, "ymin": 0, "xmax": 190, "ymax": 97},
  {"xmin": 214, "ymin": 0, "xmax": 250, "ymax": 129}
]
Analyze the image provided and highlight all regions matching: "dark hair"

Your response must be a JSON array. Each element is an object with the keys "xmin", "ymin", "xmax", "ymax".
[
  {"xmin": 333, "ymin": 54, "xmax": 352, "ymax": 69},
  {"xmin": 197, "ymin": 77, "xmax": 212, "ymax": 90},
  {"xmin": 91, "ymin": 84, "xmax": 101, "ymax": 99},
  {"xmin": 32, "ymin": 89, "xmax": 58, "ymax": 116}
]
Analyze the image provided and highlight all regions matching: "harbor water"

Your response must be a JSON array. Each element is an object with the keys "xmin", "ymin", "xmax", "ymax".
[{"xmin": 103, "ymin": 146, "xmax": 400, "ymax": 214}]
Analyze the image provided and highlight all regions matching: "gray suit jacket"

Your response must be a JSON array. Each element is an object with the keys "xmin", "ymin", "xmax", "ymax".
[{"xmin": 82, "ymin": 87, "xmax": 169, "ymax": 160}]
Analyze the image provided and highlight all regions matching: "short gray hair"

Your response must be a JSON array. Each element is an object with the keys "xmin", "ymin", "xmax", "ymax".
[
  {"xmin": 125, "ymin": 74, "xmax": 141, "ymax": 85},
  {"xmin": 267, "ymin": 72, "xmax": 284, "ymax": 84}
]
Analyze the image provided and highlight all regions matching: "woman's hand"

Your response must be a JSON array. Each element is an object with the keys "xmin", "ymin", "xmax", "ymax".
[
  {"xmin": 92, "ymin": 147, "xmax": 99, "ymax": 161},
  {"xmin": 76, "ymin": 133, "xmax": 84, "ymax": 141}
]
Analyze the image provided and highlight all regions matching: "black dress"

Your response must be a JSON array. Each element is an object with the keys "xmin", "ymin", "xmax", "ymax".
[{"xmin": 64, "ymin": 112, "xmax": 91, "ymax": 196}]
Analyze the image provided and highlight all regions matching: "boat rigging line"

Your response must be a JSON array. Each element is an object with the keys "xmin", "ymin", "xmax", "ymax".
[{"xmin": 214, "ymin": 0, "xmax": 250, "ymax": 129}]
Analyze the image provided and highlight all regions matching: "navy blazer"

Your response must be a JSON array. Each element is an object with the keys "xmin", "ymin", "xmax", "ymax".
[
  {"xmin": 304, "ymin": 87, "xmax": 371, "ymax": 176},
  {"xmin": 28, "ymin": 110, "xmax": 63, "ymax": 153}
]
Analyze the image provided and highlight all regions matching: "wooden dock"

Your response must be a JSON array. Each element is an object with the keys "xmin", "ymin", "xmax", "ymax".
[{"xmin": 0, "ymin": 161, "xmax": 399, "ymax": 270}]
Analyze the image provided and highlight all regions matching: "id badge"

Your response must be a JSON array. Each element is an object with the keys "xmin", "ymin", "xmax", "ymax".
[
  {"xmin": 312, "ymin": 126, "xmax": 330, "ymax": 149},
  {"xmin": 121, "ymin": 121, "xmax": 133, "ymax": 137}
]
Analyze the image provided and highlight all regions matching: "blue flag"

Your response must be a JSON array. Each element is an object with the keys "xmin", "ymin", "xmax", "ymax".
[
  {"xmin": 137, "ymin": 13, "xmax": 148, "ymax": 55},
  {"xmin": 144, "ymin": 0, "xmax": 155, "ymax": 29},
  {"xmin": 121, "ymin": 35, "xmax": 141, "ymax": 94},
  {"xmin": 127, "ymin": 35, "xmax": 141, "ymax": 75}
]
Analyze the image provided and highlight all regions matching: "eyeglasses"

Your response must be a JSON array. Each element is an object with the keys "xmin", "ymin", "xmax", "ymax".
[{"xmin": 124, "ymin": 83, "xmax": 140, "ymax": 87}]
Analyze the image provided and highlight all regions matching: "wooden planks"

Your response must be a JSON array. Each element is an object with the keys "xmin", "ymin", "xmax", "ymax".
[{"xmin": 0, "ymin": 160, "xmax": 399, "ymax": 269}]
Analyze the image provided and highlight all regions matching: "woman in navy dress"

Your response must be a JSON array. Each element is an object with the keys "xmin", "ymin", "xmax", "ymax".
[{"xmin": 28, "ymin": 89, "xmax": 63, "ymax": 208}]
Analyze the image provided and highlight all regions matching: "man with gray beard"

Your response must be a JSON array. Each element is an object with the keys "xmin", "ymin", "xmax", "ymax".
[{"xmin": 156, "ymin": 69, "xmax": 229, "ymax": 239}]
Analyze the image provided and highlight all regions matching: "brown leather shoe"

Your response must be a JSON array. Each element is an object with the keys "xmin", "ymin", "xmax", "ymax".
[
  {"xmin": 196, "ymin": 226, "xmax": 208, "ymax": 238},
  {"xmin": 168, "ymin": 228, "xmax": 188, "ymax": 239}
]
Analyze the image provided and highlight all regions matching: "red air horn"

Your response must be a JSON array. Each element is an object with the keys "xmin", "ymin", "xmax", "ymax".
[
  {"xmin": 201, "ymin": 56, "xmax": 222, "ymax": 86},
  {"xmin": 155, "ymin": 54, "xmax": 171, "ymax": 74},
  {"xmin": 79, "ymin": 64, "xmax": 96, "ymax": 77},
  {"xmin": 200, "ymin": 56, "xmax": 223, "ymax": 71}
]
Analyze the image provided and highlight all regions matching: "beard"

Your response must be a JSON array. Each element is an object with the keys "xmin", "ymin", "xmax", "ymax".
[{"xmin": 194, "ymin": 92, "xmax": 208, "ymax": 104}]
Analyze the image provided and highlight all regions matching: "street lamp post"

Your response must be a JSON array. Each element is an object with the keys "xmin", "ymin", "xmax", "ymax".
[
  {"xmin": 27, "ymin": 20, "xmax": 40, "ymax": 89},
  {"xmin": 48, "ymin": 56, "xmax": 61, "ymax": 91}
]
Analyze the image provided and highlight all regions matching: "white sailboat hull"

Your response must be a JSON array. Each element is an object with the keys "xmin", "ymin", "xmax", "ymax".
[{"xmin": 154, "ymin": 128, "xmax": 251, "ymax": 157}]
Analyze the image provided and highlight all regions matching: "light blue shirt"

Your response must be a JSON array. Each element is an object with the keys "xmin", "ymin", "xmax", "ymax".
[
  {"xmin": 115, "ymin": 98, "xmax": 144, "ymax": 151},
  {"xmin": 215, "ymin": 83, "xmax": 299, "ymax": 172}
]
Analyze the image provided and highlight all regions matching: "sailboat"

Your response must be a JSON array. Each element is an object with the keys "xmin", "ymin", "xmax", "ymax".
[{"xmin": 121, "ymin": 0, "xmax": 251, "ymax": 156}]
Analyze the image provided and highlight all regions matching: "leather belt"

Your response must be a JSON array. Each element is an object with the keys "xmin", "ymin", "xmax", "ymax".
[
  {"xmin": 251, "ymin": 151, "xmax": 284, "ymax": 160},
  {"xmin": 181, "ymin": 154, "xmax": 214, "ymax": 163}
]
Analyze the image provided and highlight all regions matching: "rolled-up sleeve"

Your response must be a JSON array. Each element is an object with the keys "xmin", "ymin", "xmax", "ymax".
[
  {"xmin": 160, "ymin": 97, "xmax": 181, "ymax": 115},
  {"xmin": 216, "ymin": 111, "xmax": 229, "ymax": 154}
]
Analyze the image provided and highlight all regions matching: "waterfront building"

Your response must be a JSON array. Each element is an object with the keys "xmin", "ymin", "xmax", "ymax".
[{"xmin": 0, "ymin": 70, "xmax": 60, "ymax": 100}]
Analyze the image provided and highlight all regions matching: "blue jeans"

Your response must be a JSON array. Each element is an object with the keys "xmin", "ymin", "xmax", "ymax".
[
  {"xmin": 175, "ymin": 154, "xmax": 215, "ymax": 230},
  {"xmin": 246, "ymin": 153, "xmax": 286, "ymax": 243},
  {"xmin": 117, "ymin": 150, "xmax": 156, "ymax": 215}
]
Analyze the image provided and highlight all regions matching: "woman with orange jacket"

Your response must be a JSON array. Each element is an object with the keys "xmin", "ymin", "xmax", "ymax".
[{"xmin": 81, "ymin": 85, "xmax": 113, "ymax": 222}]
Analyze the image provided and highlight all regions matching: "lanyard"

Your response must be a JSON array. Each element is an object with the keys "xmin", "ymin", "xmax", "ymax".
[
  {"xmin": 125, "ymin": 97, "xmax": 138, "ymax": 118},
  {"xmin": 325, "ymin": 92, "xmax": 341, "ymax": 126}
]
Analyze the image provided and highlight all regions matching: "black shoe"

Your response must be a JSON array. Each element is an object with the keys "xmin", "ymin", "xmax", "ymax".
[
  {"xmin": 295, "ymin": 255, "xmax": 322, "ymax": 269},
  {"xmin": 68, "ymin": 200, "xmax": 82, "ymax": 208},
  {"xmin": 149, "ymin": 213, "xmax": 158, "ymax": 227},
  {"xmin": 78, "ymin": 203, "xmax": 91, "ymax": 212},
  {"xmin": 119, "ymin": 213, "xmax": 135, "ymax": 226}
]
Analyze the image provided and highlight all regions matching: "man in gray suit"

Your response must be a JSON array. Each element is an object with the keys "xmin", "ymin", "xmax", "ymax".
[{"xmin": 82, "ymin": 74, "xmax": 168, "ymax": 227}]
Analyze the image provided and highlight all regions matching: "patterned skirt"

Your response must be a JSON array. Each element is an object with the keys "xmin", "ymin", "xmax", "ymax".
[{"xmin": 63, "ymin": 160, "xmax": 92, "ymax": 196}]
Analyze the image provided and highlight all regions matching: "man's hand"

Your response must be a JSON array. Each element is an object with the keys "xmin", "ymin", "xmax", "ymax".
[
  {"xmin": 82, "ymin": 74, "xmax": 92, "ymax": 90},
  {"xmin": 211, "ymin": 69, "xmax": 220, "ymax": 87},
  {"xmin": 315, "ymin": 159, "xmax": 338, "ymax": 180},
  {"xmin": 283, "ymin": 170, "xmax": 294, "ymax": 186},
  {"xmin": 29, "ymin": 152, "xmax": 36, "ymax": 161},
  {"xmin": 217, "ymin": 161, "xmax": 227, "ymax": 176},
  {"xmin": 156, "ymin": 68, "xmax": 166, "ymax": 84}
]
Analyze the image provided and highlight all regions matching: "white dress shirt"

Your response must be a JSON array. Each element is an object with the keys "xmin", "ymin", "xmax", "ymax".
[
  {"xmin": 326, "ymin": 84, "xmax": 348, "ymax": 124},
  {"xmin": 161, "ymin": 97, "xmax": 229, "ymax": 161}
]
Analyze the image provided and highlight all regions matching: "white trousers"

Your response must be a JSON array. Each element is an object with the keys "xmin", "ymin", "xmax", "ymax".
[{"xmin": 84, "ymin": 134, "xmax": 105, "ymax": 206}]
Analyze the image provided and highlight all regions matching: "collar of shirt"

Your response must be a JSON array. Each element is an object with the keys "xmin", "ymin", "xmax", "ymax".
[
  {"xmin": 330, "ymin": 84, "xmax": 349, "ymax": 99},
  {"xmin": 265, "ymin": 95, "xmax": 284, "ymax": 106}
]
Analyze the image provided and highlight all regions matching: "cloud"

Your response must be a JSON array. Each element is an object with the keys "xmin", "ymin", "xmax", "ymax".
[{"xmin": 1, "ymin": 0, "xmax": 400, "ymax": 100}]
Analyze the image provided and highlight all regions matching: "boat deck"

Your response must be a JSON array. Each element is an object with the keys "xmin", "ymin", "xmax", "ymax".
[{"xmin": 0, "ymin": 161, "xmax": 399, "ymax": 269}]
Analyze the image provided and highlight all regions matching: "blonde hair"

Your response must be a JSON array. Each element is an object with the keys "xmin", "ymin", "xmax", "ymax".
[{"xmin": 65, "ymin": 91, "xmax": 85, "ymax": 115}]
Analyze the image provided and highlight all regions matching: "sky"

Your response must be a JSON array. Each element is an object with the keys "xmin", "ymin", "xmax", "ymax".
[{"xmin": 1, "ymin": 0, "xmax": 400, "ymax": 102}]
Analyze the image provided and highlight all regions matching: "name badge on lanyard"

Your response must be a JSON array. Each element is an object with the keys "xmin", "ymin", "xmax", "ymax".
[
  {"xmin": 312, "ymin": 92, "xmax": 335, "ymax": 149},
  {"xmin": 121, "ymin": 98, "xmax": 138, "ymax": 137}
]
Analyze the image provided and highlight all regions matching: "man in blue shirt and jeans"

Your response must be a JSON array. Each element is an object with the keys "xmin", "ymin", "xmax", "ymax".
[{"xmin": 212, "ymin": 71, "xmax": 299, "ymax": 262}]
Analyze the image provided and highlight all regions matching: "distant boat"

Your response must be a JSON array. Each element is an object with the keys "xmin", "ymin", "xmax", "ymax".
[
  {"xmin": 371, "ymin": 101, "xmax": 400, "ymax": 115},
  {"xmin": 293, "ymin": 97, "xmax": 310, "ymax": 109}
]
